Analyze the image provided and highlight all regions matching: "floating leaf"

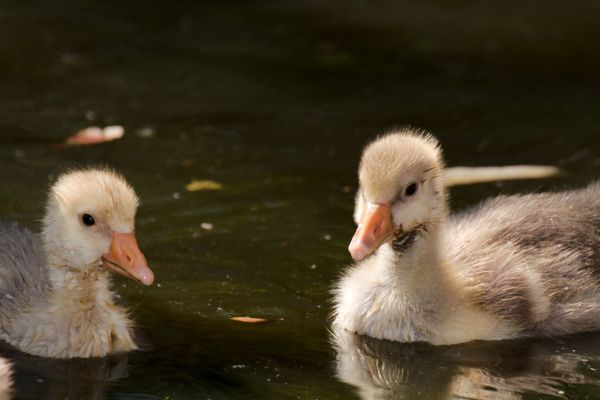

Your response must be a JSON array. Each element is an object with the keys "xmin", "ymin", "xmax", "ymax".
[
  {"xmin": 443, "ymin": 165, "xmax": 560, "ymax": 187},
  {"xmin": 136, "ymin": 127, "xmax": 155, "ymax": 138},
  {"xmin": 200, "ymin": 222, "xmax": 213, "ymax": 230},
  {"xmin": 186, "ymin": 180, "xmax": 223, "ymax": 191},
  {"xmin": 229, "ymin": 316, "xmax": 268, "ymax": 323},
  {"xmin": 66, "ymin": 126, "xmax": 124, "ymax": 146}
]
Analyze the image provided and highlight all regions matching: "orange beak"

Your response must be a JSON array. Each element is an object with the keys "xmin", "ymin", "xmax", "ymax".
[
  {"xmin": 348, "ymin": 202, "xmax": 394, "ymax": 261},
  {"xmin": 101, "ymin": 232, "xmax": 154, "ymax": 285}
]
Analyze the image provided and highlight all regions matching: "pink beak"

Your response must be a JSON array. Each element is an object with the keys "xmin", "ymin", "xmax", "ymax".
[
  {"xmin": 348, "ymin": 202, "xmax": 394, "ymax": 261},
  {"xmin": 102, "ymin": 232, "xmax": 154, "ymax": 285}
]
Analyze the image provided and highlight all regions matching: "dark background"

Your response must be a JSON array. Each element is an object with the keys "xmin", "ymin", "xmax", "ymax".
[{"xmin": 0, "ymin": 1, "xmax": 599, "ymax": 399}]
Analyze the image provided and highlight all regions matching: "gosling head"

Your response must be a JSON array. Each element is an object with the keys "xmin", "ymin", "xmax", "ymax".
[
  {"xmin": 348, "ymin": 129, "xmax": 446, "ymax": 261},
  {"xmin": 42, "ymin": 168, "xmax": 154, "ymax": 285}
]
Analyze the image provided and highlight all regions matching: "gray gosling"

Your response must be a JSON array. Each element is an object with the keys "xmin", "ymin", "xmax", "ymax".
[
  {"xmin": 333, "ymin": 128, "xmax": 600, "ymax": 344},
  {"xmin": 0, "ymin": 168, "xmax": 154, "ymax": 358}
]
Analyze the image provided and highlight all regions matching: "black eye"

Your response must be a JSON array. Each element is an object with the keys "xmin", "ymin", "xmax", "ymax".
[
  {"xmin": 82, "ymin": 213, "xmax": 95, "ymax": 226},
  {"xmin": 405, "ymin": 183, "xmax": 418, "ymax": 197}
]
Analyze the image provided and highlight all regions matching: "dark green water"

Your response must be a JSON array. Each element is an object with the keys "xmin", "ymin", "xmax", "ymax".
[{"xmin": 1, "ymin": 1, "xmax": 600, "ymax": 399}]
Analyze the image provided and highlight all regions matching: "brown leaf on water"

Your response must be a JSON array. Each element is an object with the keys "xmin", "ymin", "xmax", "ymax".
[
  {"xmin": 185, "ymin": 180, "xmax": 223, "ymax": 191},
  {"xmin": 229, "ymin": 316, "xmax": 268, "ymax": 323},
  {"xmin": 66, "ymin": 126, "xmax": 124, "ymax": 146}
]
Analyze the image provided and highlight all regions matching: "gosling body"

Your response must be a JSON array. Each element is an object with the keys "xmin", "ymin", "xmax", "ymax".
[
  {"xmin": 0, "ymin": 168, "xmax": 154, "ymax": 358},
  {"xmin": 333, "ymin": 130, "xmax": 600, "ymax": 344}
]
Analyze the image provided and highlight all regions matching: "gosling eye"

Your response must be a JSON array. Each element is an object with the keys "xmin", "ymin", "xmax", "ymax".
[
  {"xmin": 405, "ymin": 182, "xmax": 418, "ymax": 197},
  {"xmin": 81, "ymin": 213, "xmax": 96, "ymax": 226}
]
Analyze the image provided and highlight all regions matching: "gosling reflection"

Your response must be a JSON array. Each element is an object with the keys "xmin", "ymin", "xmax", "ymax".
[
  {"xmin": 332, "ymin": 328, "xmax": 600, "ymax": 399},
  {"xmin": 0, "ymin": 357, "xmax": 12, "ymax": 400},
  {"xmin": 1, "ymin": 346, "xmax": 128, "ymax": 400}
]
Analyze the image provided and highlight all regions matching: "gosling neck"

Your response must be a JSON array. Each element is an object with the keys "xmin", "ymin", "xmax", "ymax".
[
  {"xmin": 382, "ymin": 221, "xmax": 443, "ymax": 268},
  {"xmin": 380, "ymin": 193, "xmax": 449, "ymax": 284},
  {"xmin": 47, "ymin": 258, "xmax": 110, "ymax": 291},
  {"xmin": 43, "ymin": 243, "xmax": 112, "ymax": 301}
]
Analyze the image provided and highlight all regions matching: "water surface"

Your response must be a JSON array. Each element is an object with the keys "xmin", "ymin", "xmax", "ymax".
[{"xmin": 1, "ymin": 1, "xmax": 600, "ymax": 399}]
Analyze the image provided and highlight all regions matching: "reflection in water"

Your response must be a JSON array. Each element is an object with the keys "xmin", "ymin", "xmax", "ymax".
[
  {"xmin": 0, "ymin": 357, "xmax": 11, "ymax": 400},
  {"xmin": 332, "ymin": 328, "xmax": 600, "ymax": 399},
  {"xmin": 0, "ymin": 343, "xmax": 128, "ymax": 400}
]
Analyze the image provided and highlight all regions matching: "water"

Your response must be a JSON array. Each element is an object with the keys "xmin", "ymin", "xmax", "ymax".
[{"xmin": 0, "ymin": 0, "xmax": 600, "ymax": 398}]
